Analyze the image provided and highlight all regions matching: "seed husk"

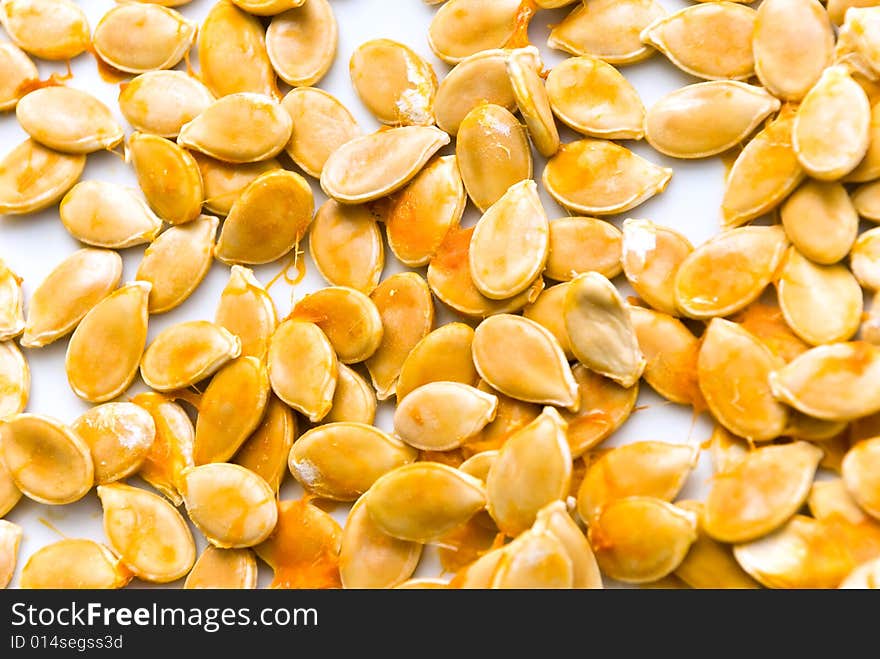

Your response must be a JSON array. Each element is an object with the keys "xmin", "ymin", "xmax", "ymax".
[
  {"xmin": 324, "ymin": 364, "xmax": 377, "ymax": 425},
  {"xmin": 507, "ymin": 46, "xmax": 559, "ymax": 157},
  {"xmin": 491, "ymin": 527, "xmax": 574, "ymax": 589},
  {"xmin": 0, "ymin": 342, "xmax": 27, "ymax": 421},
  {"xmin": 132, "ymin": 392, "xmax": 194, "ymax": 507},
  {"xmin": 546, "ymin": 217, "xmax": 622, "ymax": 283},
  {"xmin": 19, "ymin": 538, "xmax": 130, "ymax": 589},
  {"xmin": 621, "ymin": 219, "xmax": 693, "ymax": 317},
  {"xmin": 118, "ymin": 71, "xmax": 215, "ymax": 139},
  {"xmin": 0, "ymin": 42, "xmax": 36, "ymax": 112},
  {"xmin": 266, "ymin": 0, "xmax": 337, "ymax": 88},
  {"xmin": 0, "ymin": 138, "xmax": 85, "ymax": 215},
  {"xmin": 184, "ymin": 547, "xmax": 257, "ymax": 590},
  {"xmin": 309, "ymin": 200, "xmax": 384, "ymax": 295},
  {"xmin": 434, "ymin": 49, "xmax": 516, "ymax": 135},
  {"xmin": 396, "ymin": 322, "xmax": 477, "ymax": 402},
  {"xmin": 780, "ymin": 180, "xmax": 859, "ymax": 265},
  {"xmin": 0, "ymin": 259, "xmax": 23, "ymax": 341},
  {"xmin": 0, "ymin": 520, "xmax": 21, "ymax": 589},
  {"xmin": 842, "ymin": 437, "xmax": 880, "ymax": 521},
  {"xmin": 17, "ymin": 87, "xmax": 123, "ymax": 154},
  {"xmin": 233, "ymin": 395, "xmax": 297, "ymax": 492},
  {"xmin": 72, "ymin": 402, "xmax": 156, "ymax": 485},
  {"xmin": 60, "ymin": 181, "xmax": 162, "ymax": 249},
  {"xmin": 427, "ymin": 0, "xmax": 525, "ymax": 64},
  {"xmin": 215, "ymin": 266, "xmax": 277, "ymax": 359},
  {"xmin": 0, "ymin": 0, "xmax": 89, "ymax": 60}
]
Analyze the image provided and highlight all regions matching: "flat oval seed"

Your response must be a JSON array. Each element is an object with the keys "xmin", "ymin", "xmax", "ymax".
[
  {"xmin": 321, "ymin": 126, "xmax": 450, "ymax": 204},
  {"xmin": 674, "ymin": 225, "xmax": 789, "ymax": 319},
  {"xmin": 473, "ymin": 314, "xmax": 577, "ymax": 411},
  {"xmin": 486, "ymin": 407, "xmax": 571, "ymax": 536},
  {"xmin": 365, "ymin": 462, "xmax": 486, "ymax": 543},
  {"xmin": 621, "ymin": 219, "xmax": 692, "ymax": 316},
  {"xmin": 232, "ymin": 0, "xmax": 303, "ymax": 14},
  {"xmin": 215, "ymin": 169, "xmax": 313, "ymax": 265},
  {"xmin": 215, "ymin": 266, "xmax": 277, "ymax": 359},
  {"xmin": 0, "ymin": 342, "xmax": 27, "ymax": 420},
  {"xmin": 339, "ymin": 496, "xmax": 422, "ymax": 589},
  {"xmin": 576, "ymin": 441, "xmax": 698, "ymax": 524},
  {"xmin": 733, "ymin": 516, "xmax": 853, "ymax": 588},
  {"xmin": 290, "ymin": 423, "xmax": 417, "ymax": 501},
  {"xmin": 827, "ymin": 0, "xmax": 880, "ymax": 26},
  {"xmin": 366, "ymin": 273, "xmax": 434, "ymax": 400},
  {"xmin": 854, "ymin": 180, "xmax": 880, "ymax": 222},
  {"xmin": 194, "ymin": 357, "xmax": 269, "ymax": 465},
  {"xmin": 128, "ymin": 133, "xmax": 204, "ymax": 226},
  {"xmin": 852, "ymin": 227, "xmax": 880, "ymax": 290},
  {"xmin": 722, "ymin": 107, "xmax": 805, "ymax": 228},
  {"xmin": 698, "ymin": 318, "xmax": 789, "ymax": 441},
  {"xmin": 66, "ymin": 282, "xmax": 151, "ymax": 403},
  {"xmin": 72, "ymin": 403, "xmax": 155, "ymax": 485},
  {"xmin": 185, "ymin": 547, "xmax": 257, "ymax": 589},
  {"xmin": 133, "ymin": 393, "xmax": 194, "ymax": 506},
  {"xmin": 843, "ymin": 437, "xmax": 880, "ymax": 520},
  {"xmin": 23, "ymin": 250, "xmax": 121, "ymax": 349},
  {"xmin": 524, "ymin": 284, "xmax": 574, "ymax": 360},
  {"xmin": 386, "ymin": 155, "xmax": 465, "ymax": 267},
  {"xmin": 118, "ymin": 71, "xmax": 214, "ymax": 139},
  {"xmin": 589, "ymin": 497, "xmax": 697, "ymax": 584},
  {"xmin": 841, "ymin": 558, "xmax": 880, "ymax": 589},
  {"xmin": 641, "ymin": 2, "xmax": 756, "ymax": 81},
  {"xmin": 450, "ymin": 546, "xmax": 505, "ymax": 588},
  {"xmin": 136, "ymin": 216, "xmax": 217, "ymax": 314},
  {"xmin": 703, "ymin": 441, "xmax": 822, "ymax": 543},
  {"xmin": 198, "ymin": 0, "xmax": 276, "ymax": 98},
  {"xmin": 508, "ymin": 46, "xmax": 559, "ymax": 157},
  {"xmin": 310, "ymin": 200, "xmax": 384, "ymax": 294},
  {"xmin": 427, "ymin": 0, "xmax": 523, "ymax": 64},
  {"xmin": 266, "ymin": 0, "xmax": 337, "ymax": 87},
  {"xmin": 434, "ymin": 49, "xmax": 516, "ymax": 135},
  {"xmin": 533, "ymin": 501, "xmax": 603, "ymax": 589},
  {"xmin": 459, "ymin": 450, "xmax": 499, "ymax": 482},
  {"xmin": 0, "ymin": 139, "xmax": 84, "ymax": 214},
  {"xmin": 99, "ymin": 483, "xmax": 195, "ymax": 582},
  {"xmin": 733, "ymin": 300, "xmax": 809, "ymax": 363},
  {"xmin": 141, "ymin": 321, "xmax": 241, "ymax": 392},
  {"xmin": 780, "ymin": 181, "xmax": 859, "ymax": 265},
  {"xmin": 630, "ymin": 307, "xmax": 703, "ymax": 407},
  {"xmin": 753, "ymin": 0, "xmax": 834, "ymax": 101},
  {"xmin": 181, "ymin": 464, "xmax": 277, "ymax": 548},
  {"xmin": 0, "ymin": 0, "xmax": 89, "ymax": 60},
  {"xmin": 456, "ymin": 103, "xmax": 532, "ymax": 213},
  {"xmin": 19, "ymin": 539, "xmax": 130, "ymax": 589},
  {"xmin": 777, "ymin": 247, "xmax": 862, "ymax": 345},
  {"xmin": 646, "ymin": 82, "xmax": 780, "ymax": 159},
  {"xmin": 564, "ymin": 272, "xmax": 645, "ymax": 388},
  {"xmin": 93, "ymin": 4, "xmax": 196, "ymax": 74},
  {"xmin": 0, "ymin": 260, "xmax": 23, "ymax": 341},
  {"xmin": 811, "ymin": 477, "xmax": 880, "ymax": 564},
  {"xmin": 350, "ymin": 39, "xmax": 436, "ymax": 127},
  {"xmin": 0, "ymin": 43, "xmax": 36, "ymax": 111},
  {"xmin": 491, "ymin": 528, "xmax": 574, "ymax": 589},
  {"xmin": 562, "ymin": 364, "xmax": 639, "ymax": 457},
  {"xmin": 395, "ymin": 382, "xmax": 497, "ymax": 452},
  {"xmin": 0, "ymin": 458, "xmax": 20, "ymax": 517},
  {"xmin": 470, "ymin": 180, "xmax": 549, "ymax": 300},
  {"xmin": 281, "ymin": 87, "xmax": 360, "ymax": 178},
  {"xmin": 0, "ymin": 414, "xmax": 93, "ymax": 505},
  {"xmin": 846, "ymin": 101, "xmax": 880, "ymax": 184},
  {"xmin": 233, "ymin": 395, "xmax": 296, "ymax": 492},
  {"xmin": 0, "ymin": 521, "xmax": 21, "ymax": 589},
  {"xmin": 267, "ymin": 319, "xmax": 337, "ymax": 421},
  {"xmin": 60, "ymin": 181, "xmax": 162, "ymax": 249},
  {"xmin": 548, "ymin": 0, "xmax": 666, "ymax": 64},
  {"xmin": 794, "ymin": 65, "xmax": 871, "ymax": 180},
  {"xmin": 543, "ymin": 139, "xmax": 672, "ymax": 216},
  {"xmin": 770, "ymin": 342, "xmax": 880, "ymax": 421},
  {"xmin": 546, "ymin": 217, "xmax": 622, "ymax": 283},
  {"xmin": 178, "ymin": 93, "xmax": 292, "ymax": 164},
  {"xmin": 546, "ymin": 55, "xmax": 645, "ymax": 140},
  {"xmin": 17, "ymin": 88, "xmax": 123, "ymax": 154},
  {"xmin": 427, "ymin": 225, "xmax": 545, "ymax": 318},
  {"xmin": 197, "ymin": 155, "xmax": 281, "ymax": 217},
  {"xmin": 396, "ymin": 323, "xmax": 477, "ymax": 402},
  {"xmin": 324, "ymin": 364, "xmax": 376, "ymax": 425},
  {"xmin": 291, "ymin": 287, "xmax": 383, "ymax": 365}
]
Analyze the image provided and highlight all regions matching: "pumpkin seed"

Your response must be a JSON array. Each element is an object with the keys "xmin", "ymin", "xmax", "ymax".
[
  {"xmin": 127, "ymin": 132, "xmax": 204, "ymax": 226},
  {"xmin": 0, "ymin": 458, "xmax": 20, "ymax": 518},
  {"xmin": 72, "ymin": 403, "xmax": 156, "ymax": 485},
  {"xmin": 194, "ymin": 357, "xmax": 270, "ymax": 465},
  {"xmin": 835, "ymin": 7, "xmax": 880, "ymax": 79},
  {"xmin": 732, "ymin": 300, "xmax": 809, "ymax": 363},
  {"xmin": 365, "ymin": 273, "xmax": 434, "ymax": 400},
  {"xmin": 17, "ymin": 87, "xmax": 123, "ymax": 154},
  {"xmin": 828, "ymin": 0, "xmax": 880, "ymax": 25},
  {"xmin": 324, "ymin": 364, "xmax": 377, "ymax": 425},
  {"xmin": 232, "ymin": 0, "xmax": 303, "ymax": 15},
  {"xmin": 621, "ymin": 219, "xmax": 693, "ymax": 316},
  {"xmin": 809, "ymin": 478, "xmax": 880, "ymax": 564},
  {"xmin": 350, "ymin": 38, "xmax": 436, "ymax": 127},
  {"xmin": 0, "ymin": 342, "xmax": 27, "ymax": 420},
  {"xmin": 310, "ymin": 200, "xmax": 384, "ymax": 294},
  {"xmin": 456, "ymin": 103, "xmax": 532, "ymax": 213},
  {"xmin": 178, "ymin": 93, "xmax": 292, "ymax": 164},
  {"xmin": 196, "ymin": 154, "xmax": 281, "ymax": 217},
  {"xmin": 851, "ymin": 227, "xmax": 880, "ymax": 290},
  {"xmin": 233, "ymin": 395, "xmax": 296, "ymax": 492},
  {"xmin": 523, "ymin": 283, "xmax": 574, "ymax": 360},
  {"xmin": 215, "ymin": 266, "xmax": 277, "ymax": 359},
  {"xmin": 491, "ymin": 527, "xmax": 574, "ymax": 589},
  {"xmin": 215, "ymin": 169, "xmax": 313, "ymax": 265},
  {"xmin": 459, "ymin": 450, "xmax": 499, "ymax": 483},
  {"xmin": 533, "ymin": 500, "xmax": 603, "ymax": 589},
  {"xmin": 840, "ymin": 557, "xmax": 880, "ymax": 588},
  {"xmin": 698, "ymin": 318, "xmax": 789, "ymax": 441},
  {"xmin": 0, "ymin": 42, "xmax": 36, "ymax": 111},
  {"xmin": 842, "ymin": 437, "xmax": 880, "ymax": 520},
  {"xmin": 0, "ymin": 139, "xmax": 85, "ymax": 214},
  {"xmin": 140, "ymin": 320, "xmax": 241, "ymax": 392},
  {"xmin": 65, "ymin": 282, "xmax": 151, "ymax": 403},
  {"xmin": 60, "ymin": 181, "xmax": 162, "ymax": 249},
  {"xmin": 0, "ymin": 521, "xmax": 21, "ymax": 589},
  {"xmin": 0, "ymin": 259, "xmax": 23, "ymax": 340},
  {"xmin": 19, "ymin": 538, "xmax": 130, "ymax": 589},
  {"xmin": 854, "ymin": 180, "xmax": 880, "ymax": 222},
  {"xmin": 0, "ymin": 0, "xmax": 89, "ymax": 60},
  {"xmin": 0, "ymin": 413, "xmax": 93, "ymax": 505},
  {"xmin": 136, "ymin": 216, "xmax": 218, "ymax": 314},
  {"xmin": 118, "ymin": 71, "xmax": 214, "ymax": 139},
  {"xmin": 184, "ymin": 546, "xmax": 257, "ymax": 589},
  {"xmin": 132, "ymin": 392, "xmax": 194, "ymax": 506},
  {"xmin": 290, "ymin": 423, "xmax": 417, "ymax": 501},
  {"xmin": 545, "ymin": 217, "xmax": 622, "ymax": 283},
  {"xmin": 543, "ymin": 139, "xmax": 672, "ymax": 215},
  {"xmin": 846, "ymin": 101, "xmax": 880, "ymax": 183},
  {"xmin": 466, "ymin": 381, "xmax": 542, "ymax": 456},
  {"xmin": 780, "ymin": 181, "xmax": 859, "ymax": 265},
  {"xmin": 674, "ymin": 225, "xmax": 788, "ymax": 319},
  {"xmin": 92, "ymin": 4, "xmax": 196, "ymax": 74},
  {"xmin": 507, "ymin": 46, "xmax": 559, "ymax": 157},
  {"xmin": 320, "ymin": 125, "xmax": 450, "ymax": 204},
  {"xmin": 396, "ymin": 323, "xmax": 477, "ymax": 402},
  {"xmin": 450, "ymin": 546, "xmax": 505, "ymax": 588},
  {"xmin": 281, "ymin": 87, "xmax": 360, "ymax": 178},
  {"xmin": 427, "ymin": 0, "xmax": 525, "ymax": 64},
  {"xmin": 266, "ymin": 0, "xmax": 337, "ymax": 87},
  {"xmin": 98, "ymin": 482, "xmax": 196, "ymax": 582}
]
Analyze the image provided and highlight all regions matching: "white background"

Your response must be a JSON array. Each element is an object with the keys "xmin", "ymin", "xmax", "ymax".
[{"xmin": 1, "ymin": 0, "xmax": 720, "ymax": 588}]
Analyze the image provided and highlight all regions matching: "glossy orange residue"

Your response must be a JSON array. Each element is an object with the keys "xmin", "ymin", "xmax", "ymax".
[
  {"xmin": 267, "ymin": 248, "xmax": 307, "ymax": 292},
  {"xmin": 85, "ymin": 44, "xmax": 130, "ymax": 84},
  {"xmin": 504, "ymin": 0, "xmax": 538, "ymax": 49},
  {"xmin": 436, "ymin": 515, "xmax": 498, "ymax": 574},
  {"xmin": 732, "ymin": 301, "xmax": 809, "ymax": 363},
  {"xmin": 168, "ymin": 388, "xmax": 203, "ymax": 412}
]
